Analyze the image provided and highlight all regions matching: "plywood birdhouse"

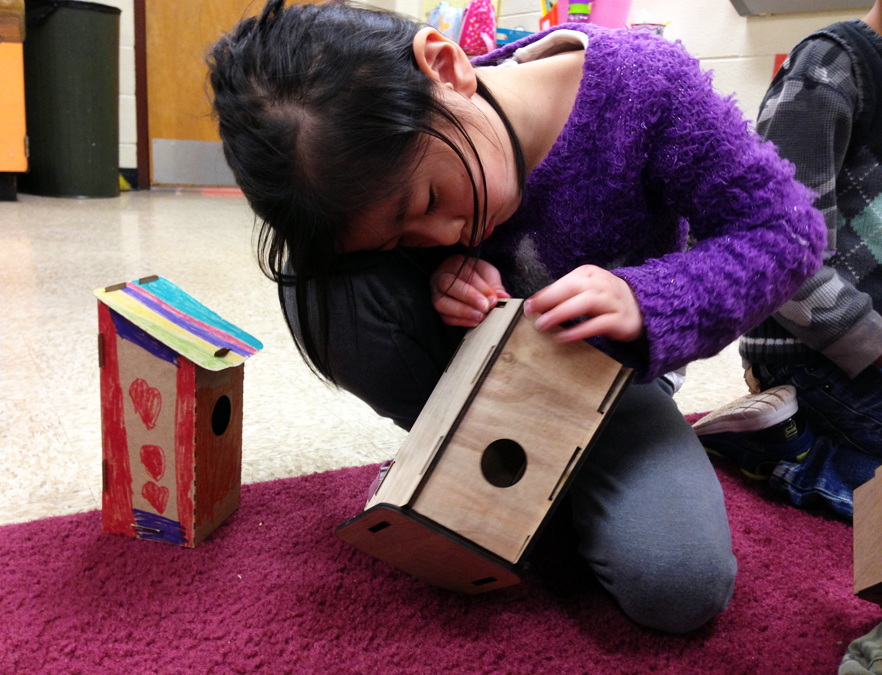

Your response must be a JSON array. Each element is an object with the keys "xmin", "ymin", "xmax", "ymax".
[
  {"xmin": 95, "ymin": 275, "xmax": 262, "ymax": 547},
  {"xmin": 854, "ymin": 466, "xmax": 882, "ymax": 604},
  {"xmin": 337, "ymin": 299, "xmax": 632, "ymax": 594}
]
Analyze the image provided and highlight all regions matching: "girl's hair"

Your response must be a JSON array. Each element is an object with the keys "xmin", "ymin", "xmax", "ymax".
[{"xmin": 208, "ymin": 0, "xmax": 525, "ymax": 382}]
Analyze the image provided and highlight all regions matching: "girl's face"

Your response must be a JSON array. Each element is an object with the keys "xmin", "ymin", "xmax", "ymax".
[{"xmin": 342, "ymin": 97, "xmax": 521, "ymax": 252}]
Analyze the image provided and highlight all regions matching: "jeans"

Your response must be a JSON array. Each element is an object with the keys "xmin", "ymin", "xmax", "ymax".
[
  {"xmin": 753, "ymin": 359, "xmax": 882, "ymax": 518},
  {"xmin": 283, "ymin": 249, "xmax": 736, "ymax": 632}
]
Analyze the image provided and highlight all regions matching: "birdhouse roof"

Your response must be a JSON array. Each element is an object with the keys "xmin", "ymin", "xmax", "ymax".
[{"xmin": 94, "ymin": 276, "xmax": 263, "ymax": 371}]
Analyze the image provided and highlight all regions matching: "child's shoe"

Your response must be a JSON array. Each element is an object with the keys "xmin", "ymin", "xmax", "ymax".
[{"xmin": 691, "ymin": 385, "xmax": 814, "ymax": 480}]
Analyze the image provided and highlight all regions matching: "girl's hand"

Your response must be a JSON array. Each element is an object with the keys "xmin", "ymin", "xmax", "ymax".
[
  {"xmin": 430, "ymin": 255, "xmax": 511, "ymax": 327},
  {"xmin": 524, "ymin": 265, "xmax": 645, "ymax": 342}
]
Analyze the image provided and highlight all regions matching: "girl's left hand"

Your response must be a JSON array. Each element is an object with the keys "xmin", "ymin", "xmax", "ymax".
[
  {"xmin": 430, "ymin": 255, "xmax": 511, "ymax": 328},
  {"xmin": 524, "ymin": 265, "xmax": 645, "ymax": 342}
]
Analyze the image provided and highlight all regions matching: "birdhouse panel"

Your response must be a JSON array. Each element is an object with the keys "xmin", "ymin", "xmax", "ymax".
[
  {"xmin": 338, "ymin": 299, "xmax": 632, "ymax": 592},
  {"xmin": 193, "ymin": 364, "xmax": 244, "ymax": 544},
  {"xmin": 854, "ymin": 466, "xmax": 882, "ymax": 604},
  {"xmin": 413, "ymin": 318, "xmax": 628, "ymax": 562},
  {"xmin": 117, "ymin": 336, "xmax": 182, "ymax": 532},
  {"xmin": 368, "ymin": 301, "xmax": 522, "ymax": 509},
  {"xmin": 99, "ymin": 302, "xmax": 136, "ymax": 536},
  {"xmin": 174, "ymin": 358, "xmax": 198, "ymax": 546},
  {"xmin": 100, "ymin": 304, "xmax": 198, "ymax": 545},
  {"xmin": 336, "ymin": 505, "xmax": 521, "ymax": 594}
]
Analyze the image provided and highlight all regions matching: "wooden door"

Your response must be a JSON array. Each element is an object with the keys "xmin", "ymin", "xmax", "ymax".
[{"xmin": 145, "ymin": 0, "xmax": 263, "ymax": 187}]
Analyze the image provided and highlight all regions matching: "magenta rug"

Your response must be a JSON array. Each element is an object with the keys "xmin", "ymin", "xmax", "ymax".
[{"xmin": 2, "ymin": 458, "xmax": 880, "ymax": 674}]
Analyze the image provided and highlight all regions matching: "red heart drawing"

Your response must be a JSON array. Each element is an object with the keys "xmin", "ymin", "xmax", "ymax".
[
  {"xmin": 140, "ymin": 444, "xmax": 165, "ymax": 481},
  {"xmin": 129, "ymin": 378, "xmax": 162, "ymax": 430},
  {"xmin": 142, "ymin": 481, "xmax": 170, "ymax": 514}
]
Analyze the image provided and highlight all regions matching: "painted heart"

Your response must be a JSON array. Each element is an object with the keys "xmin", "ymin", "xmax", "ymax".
[
  {"xmin": 142, "ymin": 481, "xmax": 170, "ymax": 515},
  {"xmin": 140, "ymin": 444, "xmax": 165, "ymax": 481},
  {"xmin": 129, "ymin": 378, "xmax": 162, "ymax": 430}
]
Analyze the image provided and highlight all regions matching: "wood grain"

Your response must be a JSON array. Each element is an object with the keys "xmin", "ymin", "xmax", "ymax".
[
  {"xmin": 146, "ymin": 1, "xmax": 260, "ymax": 148},
  {"xmin": 144, "ymin": 0, "xmax": 326, "ymax": 183},
  {"xmin": 413, "ymin": 315, "xmax": 629, "ymax": 562},
  {"xmin": 368, "ymin": 300, "xmax": 523, "ymax": 509}
]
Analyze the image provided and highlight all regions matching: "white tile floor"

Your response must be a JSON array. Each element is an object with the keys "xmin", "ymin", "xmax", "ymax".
[{"xmin": 0, "ymin": 189, "xmax": 750, "ymax": 526}]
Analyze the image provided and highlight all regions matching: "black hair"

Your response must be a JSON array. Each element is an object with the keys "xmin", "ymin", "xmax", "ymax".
[{"xmin": 208, "ymin": 0, "xmax": 525, "ymax": 382}]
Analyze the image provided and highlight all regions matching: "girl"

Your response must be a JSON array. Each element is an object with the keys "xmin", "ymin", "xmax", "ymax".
[{"xmin": 209, "ymin": 0, "xmax": 826, "ymax": 633}]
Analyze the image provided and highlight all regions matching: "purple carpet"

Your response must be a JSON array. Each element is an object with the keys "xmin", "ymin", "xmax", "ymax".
[{"xmin": 2, "ymin": 457, "xmax": 880, "ymax": 674}]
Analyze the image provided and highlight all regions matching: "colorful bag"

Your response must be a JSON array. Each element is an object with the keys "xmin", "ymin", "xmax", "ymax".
[
  {"xmin": 426, "ymin": 1, "xmax": 464, "ymax": 42},
  {"xmin": 458, "ymin": 0, "xmax": 497, "ymax": 57}
]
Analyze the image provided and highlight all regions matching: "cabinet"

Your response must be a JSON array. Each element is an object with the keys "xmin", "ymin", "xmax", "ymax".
[
  {"xmin": 730, "ymin": 0, "xmax": 872, "ymax": 16},
  {"xmin": 0, "ymin": 42, "xmax": 27, "ymax": 174},
  {"xmin": 0, "ymin": 0, "xmax": 27, "ymax": 199}
]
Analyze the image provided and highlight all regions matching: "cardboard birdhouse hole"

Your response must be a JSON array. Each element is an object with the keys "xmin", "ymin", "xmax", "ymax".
[
  {"xmin": 95, "ymin": 276, "xmax": 262, "ymax": 548},
  {"xmin": 212, "ymin": 395, "xmax": 232, "ymax": 436},
  {"xmin": 337, "ymin": 299, "xmax": 632, "ymax": 594}
]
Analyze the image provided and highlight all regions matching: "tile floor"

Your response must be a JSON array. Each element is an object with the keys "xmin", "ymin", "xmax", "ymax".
[{"xmin": 0, "ymin": 190, "xmax": 750, "ymax": 526}]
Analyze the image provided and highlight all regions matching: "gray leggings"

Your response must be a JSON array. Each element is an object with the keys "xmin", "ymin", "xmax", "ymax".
[
  {"xmin": 570, "ymin": 378, "xmax": 736, "ymax": 633},
  {"xmin": 284, "ymin": 249, "xmax": 736, "ymax": 633}
]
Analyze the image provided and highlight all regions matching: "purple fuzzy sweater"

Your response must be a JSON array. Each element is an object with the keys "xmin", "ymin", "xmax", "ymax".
[{"xmin": 474, "ymin": 25, "xmax": 827, "ymax": 383}]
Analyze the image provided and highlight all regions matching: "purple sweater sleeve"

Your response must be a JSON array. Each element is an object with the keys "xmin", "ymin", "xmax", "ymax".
[{"xmin": 611, "ymin": 40, "xmax": 827, "ymax": 382}]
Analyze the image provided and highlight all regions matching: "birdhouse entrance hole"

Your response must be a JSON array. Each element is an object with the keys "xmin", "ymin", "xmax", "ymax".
[
  {"xmin": 481, "ymin": 439, "xmax": 527, "ymax": 488},
  {"xmin": 211, "ymin": 395, "xmax": 232, "ymax": 436}
]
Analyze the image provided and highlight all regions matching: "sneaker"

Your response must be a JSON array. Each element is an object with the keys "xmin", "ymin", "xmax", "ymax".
[{"xmin": 692, "ymin": 386, "xmax": 814, "ymax": 480}]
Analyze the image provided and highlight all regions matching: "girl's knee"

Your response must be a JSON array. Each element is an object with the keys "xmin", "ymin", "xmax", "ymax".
[{"xmin": 614, "ymin": 550, "xmax": 737, "ymax": 634}]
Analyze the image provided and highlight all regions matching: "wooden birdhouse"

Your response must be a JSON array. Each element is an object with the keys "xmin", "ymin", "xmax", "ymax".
[
  {"xmin": 337, "ymin": 299, "xmax": 632, "ymax": 594},
  {"xmin": 854, "ymin": 466, "xmax": 882, "ymax": 604},
  {"xmin": 95, "ymin": 275, "xmax": 262, "ymax": 547}
]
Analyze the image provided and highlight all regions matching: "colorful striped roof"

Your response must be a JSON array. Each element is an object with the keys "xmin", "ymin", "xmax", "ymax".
[{"xmin": 95, "ymin": 276, "xmax": 263, "ymax": 371}]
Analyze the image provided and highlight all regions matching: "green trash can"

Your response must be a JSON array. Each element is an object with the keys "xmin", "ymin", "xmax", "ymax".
[{"xmin": 19, "ymin": 0, "xmax": 121, "ymax": 198}]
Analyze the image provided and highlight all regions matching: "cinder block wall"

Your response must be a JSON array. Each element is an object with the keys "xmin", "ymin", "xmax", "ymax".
[
  {"xmin": 497, "ymin": 0, "xmax": 871, "ymax": 123},
  {"xmin": 104, "ymin": 0, "xmax": 137, "ymax": 171}
]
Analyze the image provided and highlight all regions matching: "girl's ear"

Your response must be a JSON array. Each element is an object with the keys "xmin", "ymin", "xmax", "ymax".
[{"xmin": 413, "ymin": 27, "xmax": 477, "ymax": 96}]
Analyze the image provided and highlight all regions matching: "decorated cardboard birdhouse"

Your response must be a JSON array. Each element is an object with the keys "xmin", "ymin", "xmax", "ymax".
[
  {"xmin": 854, "ymin": 466, "xmax": 882, "ymax": 604},
  {"xmin": 337, "ymin": 299, "xmax": 632, "ymax": 594},
  {"xmin": 95, "ymin": 275, "xmax": 262, "ymax": 547}
]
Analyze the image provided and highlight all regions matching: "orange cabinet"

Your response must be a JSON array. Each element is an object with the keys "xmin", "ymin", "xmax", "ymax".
[{"xmin": 0, "ymin": 41, "xmax": 27, "ymax": 173}]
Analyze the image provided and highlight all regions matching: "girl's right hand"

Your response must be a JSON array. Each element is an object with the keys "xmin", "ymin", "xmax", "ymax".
[{"xmin": 430, "ymin": 255, "xmax": 510, "ymax": 327}]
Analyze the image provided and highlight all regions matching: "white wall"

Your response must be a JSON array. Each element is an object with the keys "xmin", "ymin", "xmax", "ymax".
[
  {"xmin": 97, "ymin": 0, "xmax": 872, "ymax": 171},
  {"xmin": 497, "ymin": 0, "xmax": 872, "ymax": 123}
]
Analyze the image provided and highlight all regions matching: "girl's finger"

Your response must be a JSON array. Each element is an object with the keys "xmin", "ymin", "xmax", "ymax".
[
  {"xmin": 472, "ymin": 259, "xmax": 510, "ymax": 298},
  {"xmin": 532, "ymin": 292, "xmax": 610, "ymax": 332},
  {"xmin": 525, "ymin": 266, "xmax": 605, "ymax": 315},
  {"xmin": 439, "ymin": 313, "xmax": 484, "ymax": 328},
  {"xmin": 533, "ymin": 293, "xmax": 644, "ymax": 342},
  {"xmin": 433, "ymin": 293, "xmax": 489, "ymax": 324},
  {"xmin": 457, "ymin": 263, "xmax": 500, "ymax": 300},
  {"xmin": 553, "ymin": 313, "xmax": 621, "ymax": 342},
  {"xmin": 433, "ymin": 273, "xmax": 494, "ymax": 312}
]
